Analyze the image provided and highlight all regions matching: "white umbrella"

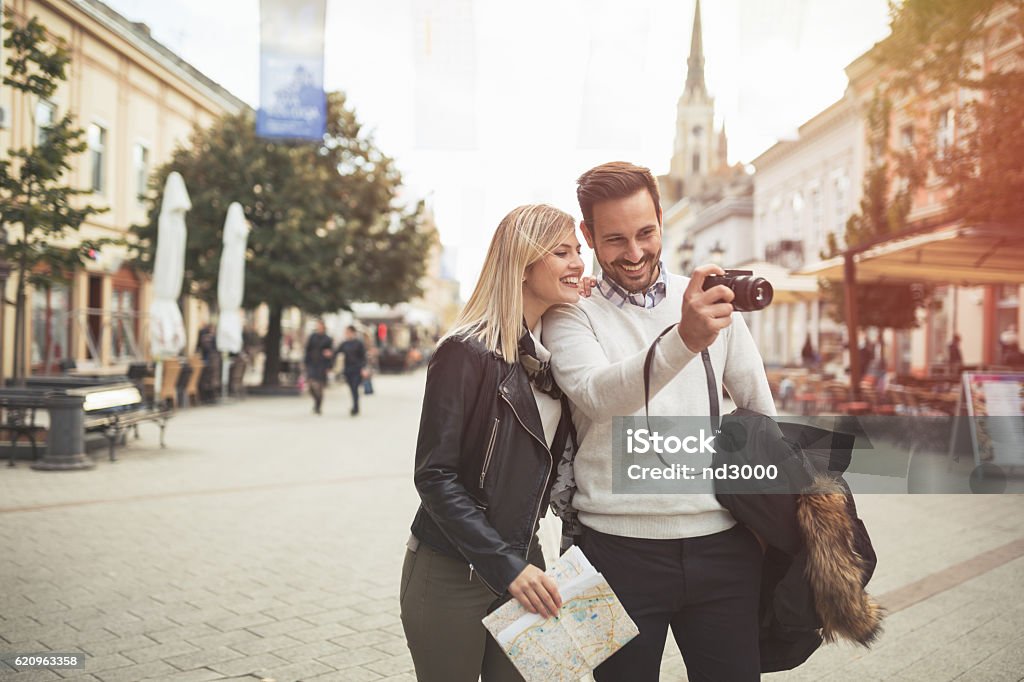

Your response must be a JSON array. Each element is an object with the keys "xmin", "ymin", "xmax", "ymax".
[
  {"xmin": 148, "ymin": 172, "xmax": 190, "ymax": 357},
  {"xmin": 216, "ymin": 202, "xmax": 250, "ymax": 354}
]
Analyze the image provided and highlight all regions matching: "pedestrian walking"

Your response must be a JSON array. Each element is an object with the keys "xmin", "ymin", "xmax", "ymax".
[
  {"xmin": 303, "ymin": 320, "xmax": 333, "ymax": 415},
  {"xmin": 336, "ymin": 326, "xmax": 368, "ymax": 416},
  {"xmin": 400, "ymin": 204, "xmax": 594, "ymax": 682}
]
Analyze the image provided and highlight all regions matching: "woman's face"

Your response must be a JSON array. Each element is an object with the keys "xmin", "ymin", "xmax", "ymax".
[{"xmin": 523, "ymin": 230, "xmax": 585, "ymax": 312}]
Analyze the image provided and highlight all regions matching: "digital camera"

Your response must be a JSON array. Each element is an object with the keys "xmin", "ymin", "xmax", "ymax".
[{"xmin": 702, "ymin": 269, "xmax": 774, "ymax": 312}]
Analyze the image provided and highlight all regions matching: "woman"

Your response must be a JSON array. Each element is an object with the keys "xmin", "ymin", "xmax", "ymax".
[{"xmin": 401, "ymin": 204, "xmax": 588, "ymax": 681}]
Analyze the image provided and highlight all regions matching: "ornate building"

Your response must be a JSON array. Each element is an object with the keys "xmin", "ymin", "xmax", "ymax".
[{"xmin": 658, "ymin": 0, "xmax": 730, "ymax": 207}]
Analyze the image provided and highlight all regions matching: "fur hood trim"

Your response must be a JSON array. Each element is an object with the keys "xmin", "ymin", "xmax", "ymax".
[{"xmin": 798, "ymin": 476, "xmax": 885, "ymax": 645}]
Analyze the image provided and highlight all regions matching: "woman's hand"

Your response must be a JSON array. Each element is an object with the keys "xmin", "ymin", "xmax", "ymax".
[
  {"xmin": 580, "ymin": 276, "xmax": 598, "ymax": 298},
  {"xmin": 508, "ymin": 564, "xmax": 561, "ymax": 618}
]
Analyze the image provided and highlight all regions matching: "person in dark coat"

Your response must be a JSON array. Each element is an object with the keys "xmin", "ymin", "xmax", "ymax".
[
  {"xmin": 947, "ymin": 334, "xmax": 963, "ymax": 371},
  {"xmin": 336, "ymin": 326, "xmax": 367, "ymax": 416},
  {"xmin": 196, "ymin": 323, "xmax": 221, "ymax": 403},
  {"xmin": 303, "ymin": 320, "xmax": 333, "ymax": 415}
]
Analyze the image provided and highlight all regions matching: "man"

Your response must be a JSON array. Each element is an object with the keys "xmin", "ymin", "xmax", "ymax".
[
  {"xmin": 303, "ymin": 320, "xmax": 334, "ymax": 415},
  {"xmin": 336, "ymin": 325, "xmax": 368, "ymax": 416},
  {"xmin": 543, "ymin": 161, "xmax": 774, "ymax": 681}
]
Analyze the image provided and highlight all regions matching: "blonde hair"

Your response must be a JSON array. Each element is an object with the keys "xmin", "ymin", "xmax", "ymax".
[{"xmin": 446, "ymin": 204, "xmax": 575, "ymax": 363}]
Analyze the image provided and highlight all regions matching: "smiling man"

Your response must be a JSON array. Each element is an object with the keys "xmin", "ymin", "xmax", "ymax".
[{"xmin": 542, "ymin": 161, "xmax": 774, "ymax": 681}]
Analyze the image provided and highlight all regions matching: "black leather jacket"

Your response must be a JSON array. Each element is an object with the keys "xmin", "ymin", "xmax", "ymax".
[{"xmin": 409, "ymin": 334, "xmax": 572, "ymax": 596}]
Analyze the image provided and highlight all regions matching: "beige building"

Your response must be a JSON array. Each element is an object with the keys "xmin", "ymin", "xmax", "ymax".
[
  {"xmin": 750, "ymin": 96, "xmax": 865, "ymax": 367},
  {"xmin": 0, "ymin": 0, "xmax": 246, "ymax": 381}
]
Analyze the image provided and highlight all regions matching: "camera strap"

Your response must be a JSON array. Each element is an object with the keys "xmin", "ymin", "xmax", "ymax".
[{"xmin": 643, "ymin": 324, "xmax": 720, "ymax": 435}]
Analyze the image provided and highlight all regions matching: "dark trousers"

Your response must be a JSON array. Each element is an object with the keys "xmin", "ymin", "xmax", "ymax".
[
  {"xmin": 308, "ymin": 379, "xmax": 324, "ymax": 413},
  {"xmin": 581, "ymin": 523, "xmax": 763, "ymax": 682},
  {"xmin": 343, "ymin": 371, "xmax": 362, "ymax": 413}
]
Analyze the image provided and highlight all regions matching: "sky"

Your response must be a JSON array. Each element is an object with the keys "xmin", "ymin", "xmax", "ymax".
[{"xmin": 103, "ymin": 0, "xmax": 892, "ymax": 297}]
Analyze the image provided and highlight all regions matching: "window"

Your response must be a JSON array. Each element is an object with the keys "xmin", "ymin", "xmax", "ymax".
[
  {"xmin": 810, "ymin": 185, "xmax": 822, "ymax": 234},
  {"xmin": 31, "ymin": 284, "xmax": 72, "ymax": 375},
  {"xmin": 833, "ymin": 172, "xmax": 849, "ymax": 232},
  {"xmin": 899, "ymin": 124, "xmax": 915, "ymax": 149},
  {"xmin": 133, "ymin": 143, "xmax": 150, "ymax": 202},
  {"xmin": 935, "ymin": 107, "xmax": 954, "ymax": 154},
  {"xmin": 692, "ymin": 152, "xmax": 700, "ymax": 173},
  {"xmin": 35, "ymin": 100, "xmax": 56, "ymax": 146},
  {"xmin": 112, "ymin": 287, "xmax": 139, "ymax": 359},
  {"xmin": 692, "ymin": 125, "xmax": 703, "ymax": 138},
  {"xmin": 88, "ymin": 123, "xmax": 107, "ymax": 193}
]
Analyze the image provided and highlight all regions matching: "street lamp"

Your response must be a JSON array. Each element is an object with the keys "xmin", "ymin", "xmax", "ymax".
[
  {"xmin": 710, "ymin": 241, "xmax": 725, "ymax": 264},
  {"xmin": 680, "ymin": 238, "xmax": 695, "ymax": 272}
]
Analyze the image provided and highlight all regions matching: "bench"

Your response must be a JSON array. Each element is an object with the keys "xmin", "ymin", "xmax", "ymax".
[
  {"xmin": 73, "ymin": 383, "xmax": 173, "ymax": 461},
  {"xmin": 1, "ymin": 390, "xmax": 50, "ymax": 467}
]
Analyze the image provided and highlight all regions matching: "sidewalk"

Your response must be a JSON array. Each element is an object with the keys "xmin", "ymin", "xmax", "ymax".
[{"xmin": 0, "ymin": 372, "xmax": 1022, "ymax": 681}]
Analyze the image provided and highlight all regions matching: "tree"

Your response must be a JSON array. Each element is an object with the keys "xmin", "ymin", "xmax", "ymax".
[
  {"xmin": 820, "ymin": 93, "xmax": 931, "ymax": 333},
  {"xmin": 131, "ymin": 91, "xmax": 437, "ymax": 386},
  {"xmin": 879, "ymin": 0, "xmax": 1024, "ymax": 225},
  {"xmin": 0, "ymin": 17, "xmax": 108, "ymax": 381}
]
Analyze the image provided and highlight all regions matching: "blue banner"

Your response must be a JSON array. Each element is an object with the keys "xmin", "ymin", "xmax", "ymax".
[{"xmin": 257, "ymin": 0, "xmax": 327, "ymax": 141}]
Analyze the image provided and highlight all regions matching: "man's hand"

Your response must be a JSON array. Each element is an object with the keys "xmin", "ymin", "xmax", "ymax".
[
  {"xmin": 678, "ymin": 264, "xmax": 735, "ymax": 353},
  {"xmin": 580, "ymin": 276, "xmax": 598, "ymax": 298},
  {"xmin": 508, "ymin": 564, "xmax": 561, "ymax": 618}
]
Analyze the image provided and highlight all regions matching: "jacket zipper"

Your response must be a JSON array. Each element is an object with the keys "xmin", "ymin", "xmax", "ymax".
[
  {"xmin": 499, "ymin": 390, "xmax": 553, "ymax": 565},
  {"xmin": 468, "ymin": 383, "xmax": 553, "ymax": 596},
  {"xmin": 479, "ymin": 417, "xmax": 501, "ymax": 488}
]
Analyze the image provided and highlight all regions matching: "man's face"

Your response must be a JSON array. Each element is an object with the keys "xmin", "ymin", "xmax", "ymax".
[{"xmin": 582, "ymin": 189, "xmax": 662, "ymax": 293}]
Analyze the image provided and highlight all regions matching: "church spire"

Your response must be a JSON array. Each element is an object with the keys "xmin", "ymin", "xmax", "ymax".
[{"xmin": 685, "ymin": 0, "xmax": 706, "ymax": 96}]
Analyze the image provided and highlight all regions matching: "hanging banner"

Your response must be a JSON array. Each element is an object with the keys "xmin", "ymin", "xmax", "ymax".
[{"xmin": 257, "ymin": 0, "xmax": 327, "ymax": 140}]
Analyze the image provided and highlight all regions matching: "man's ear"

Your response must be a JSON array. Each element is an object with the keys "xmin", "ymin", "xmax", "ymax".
[{"xmin": 580, "ymin": 220, "xmax": 596, "ymax": 249}]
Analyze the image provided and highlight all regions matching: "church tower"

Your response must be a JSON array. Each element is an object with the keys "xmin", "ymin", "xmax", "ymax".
[{"xmin": 661, "ymin": 0, "xmax": 728, "ymax": 204}]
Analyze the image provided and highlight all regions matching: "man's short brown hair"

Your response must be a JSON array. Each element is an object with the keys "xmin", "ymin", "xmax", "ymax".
[{"xmin": 576, "ymin": 161, "xmax": 662, "ymax": 230}]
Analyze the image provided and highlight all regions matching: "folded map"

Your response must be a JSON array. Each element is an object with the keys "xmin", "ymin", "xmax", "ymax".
[{"xmin": 482, "ymin": 546, "xmax": 639, "ymax": 682}]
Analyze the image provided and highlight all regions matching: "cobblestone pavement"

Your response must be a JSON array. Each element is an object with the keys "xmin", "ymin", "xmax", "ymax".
[{"xmin": 1, "ymin": 371, "xmax": 1022, "ymax": 681}]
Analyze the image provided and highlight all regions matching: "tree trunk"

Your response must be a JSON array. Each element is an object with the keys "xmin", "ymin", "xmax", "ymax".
[
  {"xmin": 261, "ymin": 303, "xmax": 283, "ymax": 387},
  {"xmin": 12, "ymin": 259, "xmax": 27, "ymax": 386}
]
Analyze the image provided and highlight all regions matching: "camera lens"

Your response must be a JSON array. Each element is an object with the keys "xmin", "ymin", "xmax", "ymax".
[{"xmin": 733, "ymin": 277, "xmax": 773, "ymax": 311}]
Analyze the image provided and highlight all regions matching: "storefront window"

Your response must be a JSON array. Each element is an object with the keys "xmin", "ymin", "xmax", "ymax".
[
  {"xmin": 31, "ymin": 284, "xmax": 72, "ymax": 374},
  {"xmin": 111, "ymin": 287, "xmax": 139, "ymax": 359}
]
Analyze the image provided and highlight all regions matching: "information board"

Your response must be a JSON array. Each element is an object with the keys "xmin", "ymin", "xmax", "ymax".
[{"xmin": 961, "ymin": 372, "xmax": 1024, "ymax": 466}]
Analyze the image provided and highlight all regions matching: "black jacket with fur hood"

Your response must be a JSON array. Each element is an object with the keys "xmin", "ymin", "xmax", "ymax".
[{"xmin": 714, "ymin": 412, "xmax": 884, "ymax": 672}]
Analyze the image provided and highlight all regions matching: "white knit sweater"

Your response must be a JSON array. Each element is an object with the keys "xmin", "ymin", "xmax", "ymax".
[{"xmin": 543, "ymin": 271, "xmax": 775, "ymax": 539}]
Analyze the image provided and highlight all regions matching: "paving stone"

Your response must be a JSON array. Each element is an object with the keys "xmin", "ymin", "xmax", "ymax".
[
  {"xmin": 207, "ymin": 651, "xmax": 288, "ymax": 677},
  {"xmin": 318, "ymin": 647, "xmax": 391, "ymax": 670},
  {"xmin": 259, "ymin": 660, "xmax": 333, "ymax": 682},
  {"xmin": 162, "ymin": 646, "xmax": 244, "ymax": 671},
  {"xmin": 309, "ymin": 668, "xmax": 384, "ymax": 682},
  {"xmin": 93, "ymin": 660, "xmax": 177, "ymax": 682}
]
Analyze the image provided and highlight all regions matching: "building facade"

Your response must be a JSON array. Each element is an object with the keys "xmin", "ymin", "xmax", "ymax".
[
  {"xmin": 839, "ymin": 3, "xmax": 1023, "ymax": 374},
  {"xmin": 0, "ymin": 0, "xmax": 246, "ymax": 380},
  {"xmin": 750, "ymin": 97, "xmax": 865, "ymax": 366}
]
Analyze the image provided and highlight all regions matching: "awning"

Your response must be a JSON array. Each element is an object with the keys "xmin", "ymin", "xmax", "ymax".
[
  {"xmin": 798, "ymin": 225, "xmax": 1024, "ymax": 285},
  {"xmin": 735, "ymin": 260, "xmax": 820, "ymax": 304}
]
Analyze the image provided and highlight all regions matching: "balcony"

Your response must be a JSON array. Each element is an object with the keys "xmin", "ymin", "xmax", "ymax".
[{"xmin": 765, "ymin": 239, "xmax": 805, "ymax": 270}]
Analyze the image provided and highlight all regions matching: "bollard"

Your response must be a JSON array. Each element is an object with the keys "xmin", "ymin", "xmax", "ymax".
[{"xmin": 32, "ymin": 392, "xmax": 95, "ymax": 471}]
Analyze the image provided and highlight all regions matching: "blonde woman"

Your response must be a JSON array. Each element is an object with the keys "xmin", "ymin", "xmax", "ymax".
[{"xmin": 401, "ymin": 204, "xmax": 590, "ymax": 681}]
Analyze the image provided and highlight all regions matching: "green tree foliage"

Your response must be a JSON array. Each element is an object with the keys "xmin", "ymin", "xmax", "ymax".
[
  {"xmin": 131, "ymin": 92, "xmax": 437, "ymax": 385},
  {"xmin": 880, "ymin": 0, "xmax": 1024, "ymax": 225},
  {"xmin": 0, "ymin": 17, "xmax": 108, "ymax": 380},
  {"xmin": 820, "ymin": 93, "xmax": 930, "ymax": 331}
]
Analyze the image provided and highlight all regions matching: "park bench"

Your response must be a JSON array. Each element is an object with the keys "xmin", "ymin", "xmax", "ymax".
[
  {"xmin": 71, "ymin": 382, "xmax": 173, "ymax": 461},
  {"xmin": 1, "ymin": 389, "xmax": 50, "ymax": 467}
]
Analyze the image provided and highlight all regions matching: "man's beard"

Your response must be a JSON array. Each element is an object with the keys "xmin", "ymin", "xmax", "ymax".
[{"xmin": 600, "ymin": 254, "xmax": 661, "ymax": 294}]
